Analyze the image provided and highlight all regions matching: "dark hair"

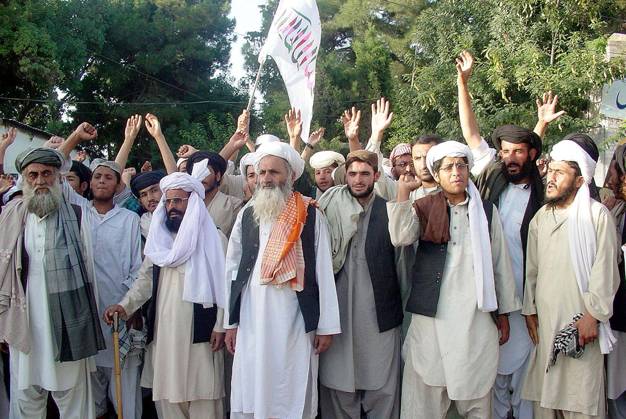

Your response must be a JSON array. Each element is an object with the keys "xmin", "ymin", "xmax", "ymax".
[
  {"xmin": 431, "ymin": 156, "xmax": 468, "ymax": 173},
  {"xmin": 186, "ymin": 151, "xmax": 227, "ymax": 178},
  {"xmin": 70, "ymin": 161, "xmax": 92, "ymax": 184},
  {"xmin": 411, "ymin": 134, "xmax": 444, "ymax": 147}
]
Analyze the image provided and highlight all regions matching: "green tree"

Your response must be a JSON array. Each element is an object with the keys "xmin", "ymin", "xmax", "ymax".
[{"xmin": 393, "ymin": 0, "xmax": 626, "ymax": 149}]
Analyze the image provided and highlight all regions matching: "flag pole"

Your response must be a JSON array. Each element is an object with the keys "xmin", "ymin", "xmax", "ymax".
[{"xmin": 246, "ymin": 57, "xmax": 266, "ymax": 112}]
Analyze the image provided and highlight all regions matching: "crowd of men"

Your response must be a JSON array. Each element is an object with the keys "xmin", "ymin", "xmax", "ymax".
[{"xmin": 0, "ymin": 51, "xmax": 624, "ymax": 419}]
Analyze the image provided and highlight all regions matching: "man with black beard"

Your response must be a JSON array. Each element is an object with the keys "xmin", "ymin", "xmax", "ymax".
[
  {"xmin": 0, "ymin": 147, "xmax": 104, "ymax": 418},
  {"xmin": 522, "ymin": 138, "xmax": 619, "ymax": 418},
  {"xmin": 318, "ymin": 150, "xmax": 404, "ymax": 418},
  {"xmin": 456, "ymin": 50, "xmax": 563, "ymax": 419},
  {"xmin": 105, "ymin": 172, "xmax": 227, "ymax": 418},
  {"xmin": 186, "ymin": 151, "xmax": 243, "ymax": 237}
]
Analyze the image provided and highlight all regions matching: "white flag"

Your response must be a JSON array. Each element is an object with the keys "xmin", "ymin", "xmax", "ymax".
[{"xmin": 259, "ymin": 0, "xmax": 320, "ymax": 143}]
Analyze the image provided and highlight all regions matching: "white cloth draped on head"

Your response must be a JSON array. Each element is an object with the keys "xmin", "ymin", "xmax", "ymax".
[
  {"xmin": 239, "ymin": 152, "xmax": 258, "ymax": 176},
  {"xmin": 550, "ymin": 139, "xmax": 616, "ymax": 354},
  {"xmin": 426, "ymin": 141, "xmax": 498, "ymax": 312},
  {"xmin": 309, "ymin": 150, "xmax": 345, "ymax": 170},
  {"xmin": 144, "ymin": 170, "xmax": 226, "ymax": 309},
  {"xmin": 255, "ymin": 141, "xmax": 306, "ymax": 180}
]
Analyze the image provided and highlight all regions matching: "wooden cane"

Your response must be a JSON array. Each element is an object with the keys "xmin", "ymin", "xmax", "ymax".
[{"xmin": 112, "ymin": 312, "xmax": 124, "ymax": 419}]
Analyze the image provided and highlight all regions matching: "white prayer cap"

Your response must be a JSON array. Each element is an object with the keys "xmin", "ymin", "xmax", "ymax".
[
  {"xmin": 90, "ymin": 159, "xmax": 122, "ymax": 175},
  {"xmin": 159, "ymin": 172, "xmax": 205, "ymax": 198},
  {"xmin": 255, "ymin": 141, "xmax": 305, "ymax": 180},
  {"xmin": 176, "ymin": 157, "xmax": 188, "ymax": 169},
  {"xmin": 309, "ymin": 150, "xmax": 345, "ymax": 170},
  {"xmin": 255, "ymin": 134, "xmax": 281, "ymax": 147},
  {"xmin": 239, "ymin": 152, "xmax": 257, "ymax": 176},
  {"xmin": 550, "ymin": 139, "xmax": 596, "ymax": 183},
  {"xmin": 426, "ymin": 141, "xmax": 474, "ymax": 177}
]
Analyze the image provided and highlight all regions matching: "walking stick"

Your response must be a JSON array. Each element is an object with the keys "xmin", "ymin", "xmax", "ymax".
[{"xmin": 112, "ymin": 312, "xmax": 124, "ymax": 419}]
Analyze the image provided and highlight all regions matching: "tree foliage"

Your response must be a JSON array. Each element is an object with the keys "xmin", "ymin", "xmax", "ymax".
[
  {"xmin": 245, "ymin": 0, "xmax": 625, "ymax": 153},
  {"xmin": 0, "ymin": 0, "xmax": 244, "ymax": 167}
]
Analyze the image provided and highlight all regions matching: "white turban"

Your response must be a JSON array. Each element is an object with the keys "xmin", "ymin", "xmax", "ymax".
[
  {"xmin": 425, "ymin": 140, "xmax": 474, "ymax": 176},
  {"xmin": 176, "ymin": 157, "xmax": 188, "ymax": 169},
  {"xmin": 144, "ymin": 171, "xmax": 225, "ymax": 309},
  {"xmin": 426, "ymin": 141, "xmax": 497, "ymax": 312},
  {"xmin": 239, "ymin": 152, "xmax": 258, "ymax": 176},
  {"xmin": 309, "ymin": 150, "xmax": 345, "ymax": 170},
  {"xmin": 550, "ymin": 139, "xmax": 615, "ymax": 353},
  {"xmin": 255, "ymin": 141, "xmax": 306, "ymax": 180},
  {"xmin": 255, "ymin": 134, "xmax": 281, "ymax": 147}
]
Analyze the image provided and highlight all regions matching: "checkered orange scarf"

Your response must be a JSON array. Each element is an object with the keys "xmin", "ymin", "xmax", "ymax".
[{"xmin": 260, "ymin": 192, "xmax": 311, "ymax": 291}]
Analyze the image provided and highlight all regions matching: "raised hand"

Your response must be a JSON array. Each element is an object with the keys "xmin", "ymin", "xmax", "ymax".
[
  {"xmin": 73, "ymin": 122, "xmax": 98, "ymax": 142},
  {"xmin": 122, "ymin": 167, "xmax": 136, "ymax": 187},
  {"xmin": 341, "ymin": 107, "xmax": 361, "ymax": 141},
  {"xmin": 140, "ymin": 161, "xmax": 153, "ymax": 173},
  {"xmin": 371, "ymin": 97, "xmax": 393, "ymax": 136},
  {"xmin": 284, "ymin": 108, "xmax": 303, "ymax": 141},
  {"xmin": 237, "ymin": 109, "xmax": 250, "ymax": 134},
  {"xmin": 177, "ymin": 144, "xmax": 199, "ymax": 159},
  {"xmin": 536, "ymin": 91, "xmax": 565, "ymax": 124},
  {"xmin": 43, "ymin": 136, "xmax": 65, "ymax": 149},
  {"xmin": 456, "ymin": 50, "xmax": 474, "ymax": 85},
  {"xmin": 125, "ymin": 114, "xmax": 142, "ymax": 140},
  {"xmin": 397, "ymin": 173, "xmax": 421, "ymax": 202},
  {"xmin": 308, "ymin": 128, "xmax": 325, "ymax": 147},
  {"xmin": 0, "ymin": 127, "xmax": 16, "ymax": 150},
  {"xmin": 144, "ymin": 113, "xmax": 163, "ymax": 139}
]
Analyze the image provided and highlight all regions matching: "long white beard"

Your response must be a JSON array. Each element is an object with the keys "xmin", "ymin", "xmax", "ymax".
[
  {"xmin": 23, "ymin": 182, "xmax": 62, "ymax": 218},
  {"xmin": 252, "ymin": 181, "xmax": 292, "ymax": 224}
]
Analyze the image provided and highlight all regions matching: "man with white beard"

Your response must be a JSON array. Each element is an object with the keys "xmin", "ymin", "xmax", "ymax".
[
  {"xmin": 0, "ymin": 147, "xmax": 104, "ymax": 418},
  {"xmin": 224, "ymin": 141, "xmax": 341, "ymax": 419}
]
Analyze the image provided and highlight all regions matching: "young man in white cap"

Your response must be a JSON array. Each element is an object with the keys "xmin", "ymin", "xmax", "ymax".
[
  {"xmin": 388, "ymin": 140, "xmax": 519, "ymax": 419},
  {"xmin": 224, "ymin": 141, "xmax": 341, "ymax": 419},
  {"xmin": 58, "ymin": 124, "xmax": 144, "ymax": 419},
  {"xmin": 522, "ymin": 137, "xmax": 619, "ymax": 419},
  {"xmin": 309, "ymin": 150, "xmax": 345, "ymax": 199},
  {"xmin": 104, "ymin": 170, "xmax": 227, "ymax": 419}
]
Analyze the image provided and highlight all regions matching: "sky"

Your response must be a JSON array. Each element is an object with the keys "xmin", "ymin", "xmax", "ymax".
[{"xmin": 229, "ymin": 0, "xmax": 267, "ymax": 84}]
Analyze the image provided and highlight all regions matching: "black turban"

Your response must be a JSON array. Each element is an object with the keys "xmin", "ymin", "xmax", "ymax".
[
  {"xmin": 70, "ymin": 161, "xmax": 92, "ymax": 184},
  {"xmin": 15, "ymin": 148, "xmax": 64, "ymax": 173},
  {"xmin": 491, "ymin": 125, "xmax": 542, "ymax": 157},
  {"xmin": 186, "ymin": 151, "xmax": 227, "ymax": 177},
  {"xmin": 131, "ymin": 170, "xmax": 166, "ymax": 198},
  {"xmin": 562, "ymin": 133, "xmax": 599, "ymax": 162}
]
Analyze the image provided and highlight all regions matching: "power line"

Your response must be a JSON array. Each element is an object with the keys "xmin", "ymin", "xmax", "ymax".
[{"xmin": 0, "ymin": 96, "xmax": 247, "ymax": 106}]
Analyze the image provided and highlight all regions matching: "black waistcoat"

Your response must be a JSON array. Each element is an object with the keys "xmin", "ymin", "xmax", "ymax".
[
  {"xmin": 145, "ymin": 265, "xmax": 217, "ymax": 345},
  {"xmin": 610, "ymin": 214, "xmax": 626, "ymax": 332},
  {"xmin": 338, "ymin": 195, "xmax": 403, "ymax": 332},
  {"xmin": 405, "ymin": 200, "xmax": 493, "ymax": 317},
  {"xmin": 228, "ymin": 205, "xmax": 319, "ymax": 332}
]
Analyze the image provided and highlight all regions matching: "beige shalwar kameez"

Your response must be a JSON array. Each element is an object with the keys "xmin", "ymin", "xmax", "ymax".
[
  {"xmin": 522, "ymin": 203, "xmax": 619, "ymax": 419},
  {"xmin": 119, "ymin": 257, "xmax": 225, "ymax": 419},
  {"xmin": 387, "ymin": 197, "xmax": 520, "ymax": 419}
]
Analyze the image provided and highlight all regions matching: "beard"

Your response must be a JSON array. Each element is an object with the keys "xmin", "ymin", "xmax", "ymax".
[
  {"xmin": 545, "ymin": 181, "xmax": 578, "ymax": 208},
  {"xmin": 23, "ymin": 182, "xmax": 62, "ymax": 218},
  {"xmin": 252, "ymin": 179, "xmax": 293, "ymax": 224},
  {"xmin": 347, "ymin": 182, "xmax": 375, "ymax": 199},
  {"xmin": 503, "ymin": 159, "xmax": 534, "ymax": 183},
  {"xmin": 165, "ymin": 208, "xmax": 184, "ymax": 232}
]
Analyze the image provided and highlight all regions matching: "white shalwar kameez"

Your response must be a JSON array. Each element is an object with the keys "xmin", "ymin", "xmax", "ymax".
[
  {"xmin": 10, "ymin": 212, "xmax": 97, "ymax": 419},
  {"xmin": 224, "ymin": 207, "xmax": 341, "ymax": 419}
]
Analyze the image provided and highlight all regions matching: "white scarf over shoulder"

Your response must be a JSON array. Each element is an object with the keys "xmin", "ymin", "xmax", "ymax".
[
  {"xmin": 550, "ymin": 140, "xmax": 616, "ymax": 354},
  {"xmin": 426, "ymin": 141, "xmax": 498, "ymax": 312},
  {"xmin": 144, "ymin": 168, "xmax": 225, "ymax": 308}
]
